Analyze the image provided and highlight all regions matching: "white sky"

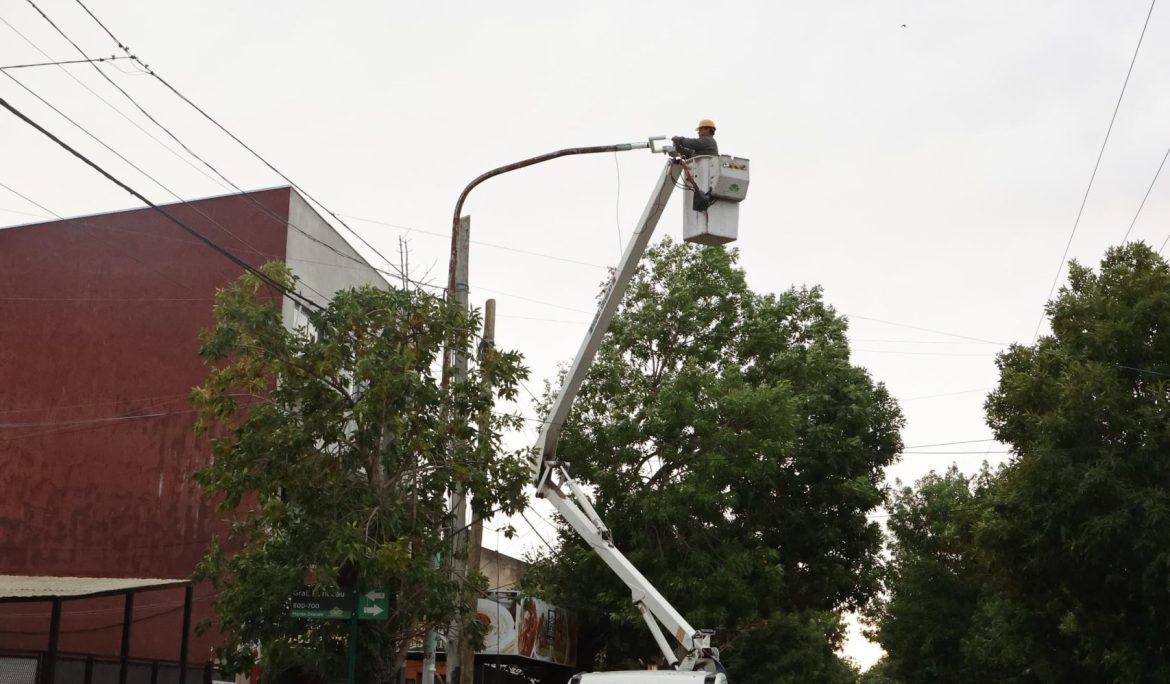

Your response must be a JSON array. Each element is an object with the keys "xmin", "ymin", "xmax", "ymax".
[{"xmin": 3, "ymin": 0, "xmax": 1169, "ymax": 670}]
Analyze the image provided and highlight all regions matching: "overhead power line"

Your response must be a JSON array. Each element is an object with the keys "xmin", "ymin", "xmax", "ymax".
[
  {"xmin": 0, "ymin": 95, "xmax": 321, "ymax": 313},
  {"xmin": 0, "ymin": 179, "xmax": 203, "ymax": 295},
  {"xmin": 339, "ymin": 214, "xmax": 608, "ymax": 270},
  {"xmin": 0, "ymin": 13, "xmax": 234, "ymax": 192},
  {"xmin": 902, "ymin": 438, "xmax": 997, "ymax": 449},
  {"xmin": 0, "ymin": 54, "xmax": 134, "ymax": 71},
  {"xmin": 13, "ymin": 2, "xmax": 387, "ymax": 297},
  {"xmin": 1, "ymin": 70, "xmax": 276, "ymax": 264},
  {"xmin": 62, "ymin": 0, "xmax": 412, "ymax": 284},
  {"xmin": 1034, "ymin": 0, "xmax": 1158, "ymax": 342},
  {"xmin": 845, "ymin": 314, "xmax": 1007, "ymax": 345},
  {"xmin": 1122, "ymin": 144, "xmax": 1170, "ymax": 244}
]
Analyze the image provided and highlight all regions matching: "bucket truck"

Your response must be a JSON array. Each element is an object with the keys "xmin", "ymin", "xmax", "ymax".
[{"xmin": 531, "ymin": 143, "xmax": 749, "ymax": 683}]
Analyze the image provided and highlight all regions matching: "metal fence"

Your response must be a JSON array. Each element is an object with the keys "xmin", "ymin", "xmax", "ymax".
[{"xmin": 0, "ymin": 651, "xmax": 227, "ymax": 684}]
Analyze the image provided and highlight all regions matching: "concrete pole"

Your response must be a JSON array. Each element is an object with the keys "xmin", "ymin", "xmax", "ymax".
[
  {"xmin": 458, "ymin": 298, "xmax": 493, "ymax": 684},
  {"xmin": 438, "ymin": 215, "xmax": 472, "ymax": 684}
]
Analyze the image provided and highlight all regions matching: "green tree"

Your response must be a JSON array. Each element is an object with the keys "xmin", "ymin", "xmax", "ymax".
[
  {"xmin": 192, "ymin": 264, "xmax": 530, "ymax": 682},
  {"xmin": 857, "ymin": 659, "xmax": 897, "ymax": 684},
  {"xmin": 981, "ymin": 242, "xmax": 1170, "ymax": 682},
  {"xmin": 869, "ymin": 466, "xmax": 1033, "ymax": 684},
  {"xmin": 526, "ymin": 240, "xmax": 903, "ymax": 683}
]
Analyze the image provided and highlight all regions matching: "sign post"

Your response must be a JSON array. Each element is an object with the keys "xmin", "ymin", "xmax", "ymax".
[
  {"xmin": 289, "ymin": 587, "xmax": 388, "ymax": 684},
  {"xmin": 347, "ymin": 612, "xmax": 359, "ymax": 684}
]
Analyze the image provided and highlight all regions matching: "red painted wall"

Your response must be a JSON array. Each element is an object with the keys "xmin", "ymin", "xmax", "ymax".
[{"xmin": 0, "ymin": 188, "xmax": 292, "ymax": 662}]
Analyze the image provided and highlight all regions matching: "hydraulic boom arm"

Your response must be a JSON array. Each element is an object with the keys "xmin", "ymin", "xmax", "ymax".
[{"xmin": 532, "ymin": 159, "xmax": 720, "ymax": 671}]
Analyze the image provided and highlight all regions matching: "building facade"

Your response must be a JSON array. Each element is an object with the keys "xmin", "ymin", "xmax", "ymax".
[{"xmin": 0, "ymin": 188, "xmax": 385, "ymax": 665}]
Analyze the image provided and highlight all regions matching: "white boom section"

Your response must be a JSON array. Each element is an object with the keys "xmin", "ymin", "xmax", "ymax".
[
  {"xmin": 531, "ymin": 160, "xmax": 680, "ymax": 483},
  {"xmin": 531, "ymin": 160, "xmax": 718, "ymax": 670},
  {"xmin": 542, "ymin": 468, "xmax": 706, "ymax": 669}
]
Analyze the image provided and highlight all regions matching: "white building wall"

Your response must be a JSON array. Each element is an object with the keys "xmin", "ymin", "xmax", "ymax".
[{"xmin": 281, "ymin": 189, "xmax": 388, "ymax": 328}]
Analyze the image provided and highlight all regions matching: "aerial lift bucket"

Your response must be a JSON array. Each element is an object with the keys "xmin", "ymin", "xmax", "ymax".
[{"xmin": 681, "ymin": 155, "xmax": 750, "ymax": 246}]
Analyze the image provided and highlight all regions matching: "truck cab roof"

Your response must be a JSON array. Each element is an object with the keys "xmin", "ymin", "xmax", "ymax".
[{"xmin": 571, "ymin": 672, "xmax": 727, "ymax": 683}]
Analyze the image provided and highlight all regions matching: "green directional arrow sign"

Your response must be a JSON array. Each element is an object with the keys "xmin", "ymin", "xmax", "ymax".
[{"xmin": 358, "ymin": 589, "xmax": 389, "ymax": 621}]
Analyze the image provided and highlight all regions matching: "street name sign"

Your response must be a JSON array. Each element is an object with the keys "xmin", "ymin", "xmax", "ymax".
[
  {"xmin": 289, "ymin": 588, "xmax": 388, "ymax": 621},
  {"xmin": 289, "ymin": 588, "xmax": 356, "ymax": 620}
]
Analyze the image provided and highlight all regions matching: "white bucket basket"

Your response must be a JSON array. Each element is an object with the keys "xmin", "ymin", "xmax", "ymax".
[{"xmin": 682, "ymin": 155, "xmax": 749, "ymax": 246}]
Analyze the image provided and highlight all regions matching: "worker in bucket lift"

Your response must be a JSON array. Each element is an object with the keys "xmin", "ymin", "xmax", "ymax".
[{"xmin": 672, "ymin": 119, "xmax": 719, "ymax": 159}]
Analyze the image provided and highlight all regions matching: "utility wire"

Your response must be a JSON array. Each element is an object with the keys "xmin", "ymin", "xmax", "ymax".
[
  {"xmin": 0, "ymin": 179, "xmax": 202, "ymax": 295},
  {"xmin": 519, "ymin": 510, "xmax": 559, "ymax": 559},
  {"xmin": 1122, "ymin": 143, "xmax": 1170, "ymax": 244},
  {"xmin": 0, "ymin": 13, "xmax": 233, "ymax": 192},
  {"xmin": 1034, "ymin": 0, "xmax": 1158, "ymax": 342},
  {"xmin": 339, "ymin": 214, "xmax": 608, "ymax": 270},
  {"xmin": 0, "ymin": 95, "xmax": 321, "ymax": 313},
  {"xmin": 0, "ymin": 408, "xmax": 195, "ymax": 429},
  {"xmin": 0, "ymin": 180, "xmax": 57, "ymax": 217},
  {"xmin": 0, "ymin": 296, "xmax": 211, "ymax": 302},
  {"xmin": 853, "ymin": 348, "xmax": 997, "ymax": 358},
  {"xmin": 899, "ymin": 386, "xmax": 991, "ymax": 401},
  {"xmin": 613, "ymin": 151, "xmax": 623, "ymax": 257},
  {"xmin": 15, "ymin": 2, "xmax": 385, "ymax": 296},
  {"xmin": 0, "ymin": 205, "xmax": 51, "ymax": 219},
  {"xmin": 0, "ymin": 71, "xmax": 331, "ymax": 301},
  {"xmin": 62, "ymin": 1, "xmax": 412, "ymax": 285},
  {"xmin": 2, "ymin": 65, "xmax": 273, "ymax": 263},
  {"xmin": 903, "ymin": 438, "xmax": 997, "ymax": 449},
  {"xmin": 0, "ymin": 54, "xmax": 132, "ymax": 71},
  {"xmin": 845, "ymin": 313, "xmax": 1007, "ymax": 345}
]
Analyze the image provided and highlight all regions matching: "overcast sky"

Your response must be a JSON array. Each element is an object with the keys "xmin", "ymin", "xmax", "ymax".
[{"xmin": 3, "ymin": 0, "xmax": 1168, "ymax": 669}]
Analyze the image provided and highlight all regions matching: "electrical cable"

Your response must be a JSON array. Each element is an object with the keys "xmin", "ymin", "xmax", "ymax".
[
  {"xmin": 11, "ymin": 5, "xmax": 392, "ymax": 295},
  {"xmin": 519, "ymin": 510, "xmax": 559, "ymax": 559},
  {"xmin": 339, "ymin": 214, "xmax": 608, "ymax": 270},
  {"xmin": 852, "ymin": 348, "xmax": 997, "ymax": 358},
  {"xmin": 845, "ymin": 314, "xmax": 1007, "ymax": 345},
  {"xmin": 1033, "ymin": 0, "xmax": 1158, "ymax": 343},
  {"xmin": 0, "ymin": 205, "xmax": 50, "ymax": 219},
  {"xmin": 0, "ymin": 54, "xmax": 132, "ymax": 71},
  {"xmin": 0, "ymin": 180, "xmax": 58, "ymax": 217},
  {"xmin": 613, "ymin": 151, "xmax": 623, "ymax": 256},
  {"xmin": 849, "ymin": 337, "xmax": 1001, "ymax": 346},
  {"xmin": 0, "ymin": 391, "xmax": 246, "ymax": 416},
  {"xmin": 2, "ymin": 70, "xmax": 275, "ymax": 264},
  {"xmin": 899, "ymin": 387, "xmax": 991, "ymax": 401},
  {"xmin": 0, "ymin": 13, "xmax": 233, "ymax": 193},
  {"xmin": 902, "ymin": 438, "xmax": 997, "ymax": 449},
  {"xmin": 473, "ymin": 285, "xmax": 594, "ymax": 315},
  {"xmin": 0, "ymin": 408, "xmax": 195, "ymax": 429},
  {"xmin": 496, "ymin": 314, "xmax": 590, "ymax": 325},
  {"xmin": 0, "ymin": 295, "xmax": 212, "ymax": 302},
  {"xmin": 0, "ymin": 95, "xmax": 321, "ymax": 313},
  {"xmin": 0, "ymin": 179, "xmax": 203, "ymax": 295},
  {"xmin": 1122, "ymin": 143, "xmax": 1170, "ymax": 244},
  {"xmin": 59, "ymin": 0, "xmax": 414, "ymax": 285}
]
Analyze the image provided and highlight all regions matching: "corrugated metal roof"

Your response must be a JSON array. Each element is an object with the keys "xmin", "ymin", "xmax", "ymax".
[{"xmin": 0, "ymin": 575, "xmax": 189, "ymax": 600}]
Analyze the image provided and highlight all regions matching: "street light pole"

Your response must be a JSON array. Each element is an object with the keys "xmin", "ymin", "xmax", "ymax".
[
  {"xmin": 446, "ymin": 141, "xmax": 656, "ymax": 294},
  {"xmin": 440, "ymin": 139, "xmax": 661, "ymax": 682}
]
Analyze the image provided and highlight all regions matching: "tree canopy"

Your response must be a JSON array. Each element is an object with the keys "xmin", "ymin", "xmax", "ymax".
[
  {"xmin": 525, "ymin": 239, "xmax": 903, "ymax": 683},
  {"xmin": 981, "ymin": 242, "xmax": 1170, "ymax": 681},
  {"xmin": 192, "ymin": 264, "xmax": 530, "ymax": 682},
  {"xmin": 868, "ymin": 466, "xmax": 1033, "ymax": 684},
  {"xmin": 869, "ymin": 243, "xmax": 1170, "ymax": 683}
]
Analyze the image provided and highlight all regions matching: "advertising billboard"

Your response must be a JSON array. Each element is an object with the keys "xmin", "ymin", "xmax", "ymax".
[{"xmin": 476, "ymin": 594, "xmax": 577, "ymax": 667}]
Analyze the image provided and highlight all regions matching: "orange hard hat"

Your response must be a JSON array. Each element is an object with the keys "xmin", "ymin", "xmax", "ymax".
[{"xmin": 696, "ymin": 119, "xmax": 717, "ymax": 131}]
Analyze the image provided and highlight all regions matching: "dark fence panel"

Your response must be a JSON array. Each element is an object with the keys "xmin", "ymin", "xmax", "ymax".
[{"xmin": 0, "ymin": 651, "xmax": 225, "ymax": 684}]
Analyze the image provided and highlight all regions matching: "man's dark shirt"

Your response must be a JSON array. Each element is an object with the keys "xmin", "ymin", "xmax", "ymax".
[{"xmin": 672, "ymin": 135, "xmax": 719, "ymax": 158}]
